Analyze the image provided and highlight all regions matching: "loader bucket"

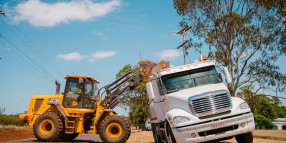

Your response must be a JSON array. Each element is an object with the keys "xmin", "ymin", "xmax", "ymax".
[{"xmin": 139, "ymin": 60, "xmax": 169, "ymax": 81}]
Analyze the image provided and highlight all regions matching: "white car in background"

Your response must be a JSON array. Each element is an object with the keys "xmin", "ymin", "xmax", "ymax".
[{"xmin": 145, "ymin": 120, "xmax": 152, "ymax": 131}]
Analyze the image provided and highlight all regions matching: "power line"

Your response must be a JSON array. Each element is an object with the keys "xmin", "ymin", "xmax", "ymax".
[
  {"xmin": 0, "ymin": 16, "xmax": 65, "ymax": 76},
  {"xmin": 0, "ymin": 49, "xmax": 53, "ymax": 88},
  {"xmin": 0, "ymin": 34, "xmax": 57, "ymax": 81}
]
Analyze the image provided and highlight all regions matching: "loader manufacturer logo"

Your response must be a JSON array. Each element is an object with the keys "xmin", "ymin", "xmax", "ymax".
[
  {"xmin": 119, "ymin": 82, "xmax": 129, "ymax": 91},
  {"xmin": 72, "ymin": 101, "xmax": 78, "ymax": 106},
  {"xmin": 48, "ymin": 99, "xmax": 60, "ymax": 104}
]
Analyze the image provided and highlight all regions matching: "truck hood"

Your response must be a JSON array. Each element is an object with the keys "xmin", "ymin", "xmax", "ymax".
[{"xmin": 166, "ymin": 83, "xmax": 229, "ymax": 113}]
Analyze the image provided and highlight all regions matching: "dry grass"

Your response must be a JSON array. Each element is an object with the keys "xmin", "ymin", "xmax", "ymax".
[
  {"xmin": 253, "ymin": 130, "xmax": 286, "ymax": 141},
  {"xmin": 127, "ymin": 130, "xmax": 154, "ymax": 143}
]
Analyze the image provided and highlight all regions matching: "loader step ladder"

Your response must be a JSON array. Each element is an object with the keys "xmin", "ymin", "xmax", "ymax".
[{"xmin": 65, "ymin": 117, "xmax": 76, "ymax": 134}]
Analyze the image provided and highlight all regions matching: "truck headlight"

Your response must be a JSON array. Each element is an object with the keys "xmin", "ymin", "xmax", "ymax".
[
  {"xmin": 239, "ymin": 102, "xmax": 249, "ymax": 110},
  {"xmin": 173, "ymin": 116, "xmax": 189, "ymax": 124}
]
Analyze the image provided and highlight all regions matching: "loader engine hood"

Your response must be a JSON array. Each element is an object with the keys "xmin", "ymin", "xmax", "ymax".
[{"xmin": 166, "ymin": 83, "xmax": 231, "ymax": 116}]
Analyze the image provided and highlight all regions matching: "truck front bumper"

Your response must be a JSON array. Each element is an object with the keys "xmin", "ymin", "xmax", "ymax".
[{"xmin": 172, "ymin": 112, "xmax": 255, "ymax": 143}]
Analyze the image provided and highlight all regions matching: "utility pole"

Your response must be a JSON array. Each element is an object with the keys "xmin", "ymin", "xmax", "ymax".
[
  {"xmin": 0, "ymin": 10, "xmax": 4, "ymax": 61},
  {"xmin": 177, "ymin": 26, "xmax": 191, "ymax": 65},
  {"xmin": 0, "ymin": 10, "xmax": 5, "ymax": 16}
]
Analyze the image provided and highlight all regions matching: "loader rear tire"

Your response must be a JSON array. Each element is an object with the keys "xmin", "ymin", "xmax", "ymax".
[
  {"xmin": 33, "ymin": 112, "xmax": 64, "ymax": 142},
  {"xmin": 99, "ymin": 115, "xmax": 131, "ymax": 143}
]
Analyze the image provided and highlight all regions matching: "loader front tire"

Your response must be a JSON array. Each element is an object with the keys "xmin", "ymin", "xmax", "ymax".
[
  {"xmin": 99, "ymin": 115, "xmax": 131, "ymax": 143},
  {"xmin": 33, "ymin": 112, "xmax": 64, "ymax": 142}
]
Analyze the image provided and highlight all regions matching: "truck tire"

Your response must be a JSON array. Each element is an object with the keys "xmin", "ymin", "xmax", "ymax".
[
  {"xmin": 61, "ymin": 133, "xmax": 79, "ymax": 141},
  {"xmin": 99, "ymin": 115, "xmax": 131, "ymax": 143},
  {"xmin": 165, "ymin": 122, "xmax": 176, "ymax": 143},
  {"xmin": 151, "ymin": 123, "xmax": 162, "ymax": 143},
  {"xmin": 235, "ymin": 132, "xmax": 253, "ymax": 143},
  {"xmin": 33, "ymin": 112, "xmax": 64, "ymax": 142}
]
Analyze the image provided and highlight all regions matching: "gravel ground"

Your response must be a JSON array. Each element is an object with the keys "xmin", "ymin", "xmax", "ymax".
[
  {"xmin": 127, "ymin": 130, "xmax": 286, "ymax": 143},
  {"xmin": 1, "ymin": 128, "xmax": 286, "ymax": 143}
]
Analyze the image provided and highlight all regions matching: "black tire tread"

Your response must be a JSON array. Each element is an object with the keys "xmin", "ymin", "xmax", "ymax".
[
  {"xmin": 98, "ymin": 115, "xmax": 131, "ymax": 143},
  {"xmin": 61, "ymin": 133, "xmax": 79, "ymax": 141},
  {"xmin": 33, "ymin": 112, "xmax": 64, "ymax": 142},
  {"xmin": 235, "ymin": 132, "xmax": 253, "ymax": 143},
  {"xmin": 151, "ymin": 123, "xmax": 162, "ymax": 143}
]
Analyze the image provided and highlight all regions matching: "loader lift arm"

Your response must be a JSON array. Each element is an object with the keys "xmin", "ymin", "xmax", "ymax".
[{"xmin": 99, "ymin": 68, "xmax": 142, "ymax": 109}]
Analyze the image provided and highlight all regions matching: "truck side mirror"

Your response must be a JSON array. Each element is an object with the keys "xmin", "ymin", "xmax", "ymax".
[
  {"xmin": 146, "ymin": 83, "xmax": 155, "ymax": 100},
  {"xmin": 223, "ymin": 67, "xmax": 232, "ymax": 84}
]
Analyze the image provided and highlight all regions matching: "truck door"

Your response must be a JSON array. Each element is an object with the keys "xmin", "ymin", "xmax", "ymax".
[
  {"xmin": 147, "ymin": 79, "xmax": 165, "ymax": 123},
  {"xmin": 63, "ymin": 78, "xmax": 84, "ymax": 108}
]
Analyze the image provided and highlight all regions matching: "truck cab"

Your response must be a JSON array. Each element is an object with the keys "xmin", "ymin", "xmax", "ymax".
[{"xmin": 146, "ymin": 60, "xmax": 255, "ymax": 143}]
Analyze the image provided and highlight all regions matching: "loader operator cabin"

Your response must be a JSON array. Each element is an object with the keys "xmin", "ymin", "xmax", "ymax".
[
  {"xmin": 63, "ymin": 75, "xmax": 99, "ymax": 108},
  {"xmin": 19, "ymin": 58, "xmax": 255, "ymax": 143}
]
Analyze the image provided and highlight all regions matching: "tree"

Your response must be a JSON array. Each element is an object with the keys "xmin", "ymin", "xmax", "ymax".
[
  {"xmin": 237, "ymin": 85, "xmax": 260, "ymax": 114},
  {"xmin": 116, "ymin": 64, "xmax": 149, "ymax": 129},
  {"xmin": 237, "ymin": 85, "xmax": 282, "ymax": 119},
  {"xmin": 0, "ymin": 107, "xmax": 5, "ymax": 115},
  {"xmin": 173, "ymin": 0, "xmax": 286, "ymax": 96},
  {"xmin": 257, "ymin": 95, "xmax": 277, "ymax": 120},
  {"xmin": 254, "ymin": 114, "xmax": 272, "ymax": 129}
]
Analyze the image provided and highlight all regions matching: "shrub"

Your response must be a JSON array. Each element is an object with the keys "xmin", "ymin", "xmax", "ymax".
[{"xmin": 0, "ymin": 115, "xmax": 26, "ymax": 126}]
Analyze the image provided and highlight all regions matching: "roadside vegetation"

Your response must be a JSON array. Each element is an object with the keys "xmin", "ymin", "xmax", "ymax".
[
  {"xmin": 0, "ymin": 107, "xmax": 26, "ymax": 127},
  {"xmin": 116, "ymin": 63, "xmax": 150, "ymax": 130},
  {"xmin": 238, "ymin": 86, "xmax": 286, "ymax": 129}
]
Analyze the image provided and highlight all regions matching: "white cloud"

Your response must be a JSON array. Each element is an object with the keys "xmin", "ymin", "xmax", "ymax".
[
  {"xmin": 158, "ymin": 49, "xmax": 181, "ymax": 60},
  {"xmin": 12, "ymin": 0, "xmax": 121, "ymax": 27},
  {"xmin": 92, "ymin": 29, "xmax": 108, "ymax": 40},
  {"xmin": 57, "ymin": 52, "xmax": 87, "ymax": 62},
  {"xmin": 91, "ymin": 51, "xmax": 116, "ymax": 61},
  {"xmin": 57, "ymin": 51, "xmax": 116, "ymax": 62}
]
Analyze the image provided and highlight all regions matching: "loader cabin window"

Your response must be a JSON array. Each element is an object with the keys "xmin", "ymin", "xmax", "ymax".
[
  {"xmin": 161, "ymin": 66, "xmax": 222, "ymax": 94},
  {"xmin": 64, "ymin": 78, "xmax": 97, "ymax": 108}
]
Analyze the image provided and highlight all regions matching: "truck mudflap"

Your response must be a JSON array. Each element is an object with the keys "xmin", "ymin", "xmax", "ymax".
[{"xmin": 172, "ymin": 112, "xmax": 255, "ymax": 143}]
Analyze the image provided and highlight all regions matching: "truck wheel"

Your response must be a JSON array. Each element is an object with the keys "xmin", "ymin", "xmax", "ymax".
[
  {"xmin": 165, "ymin": 122, "xmax": 176, "ymax": 143},
  {"xmin": 151, "ymin": 123, "xmax": 162, "ymax": 143},
  {"xmin": 235, "ymin": 132, "xmax": 253, "ymax": 143},
  {"xmin": 61, "ymin": 133, "xmax": 79, "ymax": 141},
  {"xmin": 99, "ymin": 115, "xmax": 131, "ymax": 143},
  {"xmin": 33, "ymin": 112, "xmax": 64, "ymax": 142}
]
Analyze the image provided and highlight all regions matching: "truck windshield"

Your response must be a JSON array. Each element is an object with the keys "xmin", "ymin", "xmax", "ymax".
[{"xmin": 161, "ymin": 66, "xmax": 222, "ymax": 93}]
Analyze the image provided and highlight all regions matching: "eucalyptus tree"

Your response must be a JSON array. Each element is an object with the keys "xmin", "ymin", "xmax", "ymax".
[{"xmin": 173, "ymin": 0, "xmax": 286, "ymax": 96}]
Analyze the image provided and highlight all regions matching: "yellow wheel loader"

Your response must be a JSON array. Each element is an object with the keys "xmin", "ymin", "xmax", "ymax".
[{"xmin": 19, "ymin": 70, "xmax": 142, "ymax": 142}]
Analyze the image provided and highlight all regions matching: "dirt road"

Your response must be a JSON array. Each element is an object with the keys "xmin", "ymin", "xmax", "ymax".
[{"xmin": 1, "ymin": 129, "xmax": 286, "ymax": 143}]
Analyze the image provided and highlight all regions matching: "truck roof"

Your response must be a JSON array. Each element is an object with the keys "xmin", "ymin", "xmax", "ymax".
[{"xmin": 158, "ymin": 60, "xmax": 216, "ymax": 77}]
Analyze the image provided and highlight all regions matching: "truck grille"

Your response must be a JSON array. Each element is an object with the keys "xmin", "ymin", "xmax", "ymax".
[{"xmin": 188, "ymin": 91, "xmax": 231, "ymax": 116}]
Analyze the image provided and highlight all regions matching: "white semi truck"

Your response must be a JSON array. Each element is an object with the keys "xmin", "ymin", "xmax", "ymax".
[{"xmin": 146, "ymin": 59, "xmax": 255, "ymax": 143}]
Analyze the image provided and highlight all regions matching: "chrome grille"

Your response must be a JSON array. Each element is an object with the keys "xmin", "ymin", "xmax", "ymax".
[{"xmin": 189, "ymin": 91, "xmax": 231, "ymax": 116}]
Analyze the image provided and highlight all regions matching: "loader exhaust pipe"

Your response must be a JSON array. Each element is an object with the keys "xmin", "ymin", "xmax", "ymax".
[{"xmin": 55, "ymin": 80, "xmax": 61, "ymax": 95}]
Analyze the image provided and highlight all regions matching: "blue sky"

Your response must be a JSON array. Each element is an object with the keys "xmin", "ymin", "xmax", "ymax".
[
  {"xmin": 0, "ymin": 0, "xmax": 285, "ymax": 115},
  {"xmin": 0, "ymin": 0, "xmax": 187, "ymax": 115}
]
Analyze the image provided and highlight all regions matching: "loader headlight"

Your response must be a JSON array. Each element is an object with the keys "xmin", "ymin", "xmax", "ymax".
[
  {"xmin": 239, "ymin": 102, "xmax": 249, "ymax": 110},
  {"xmin": 173, "ymin": 116, "xmax": 189, "ymax": 124}
]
